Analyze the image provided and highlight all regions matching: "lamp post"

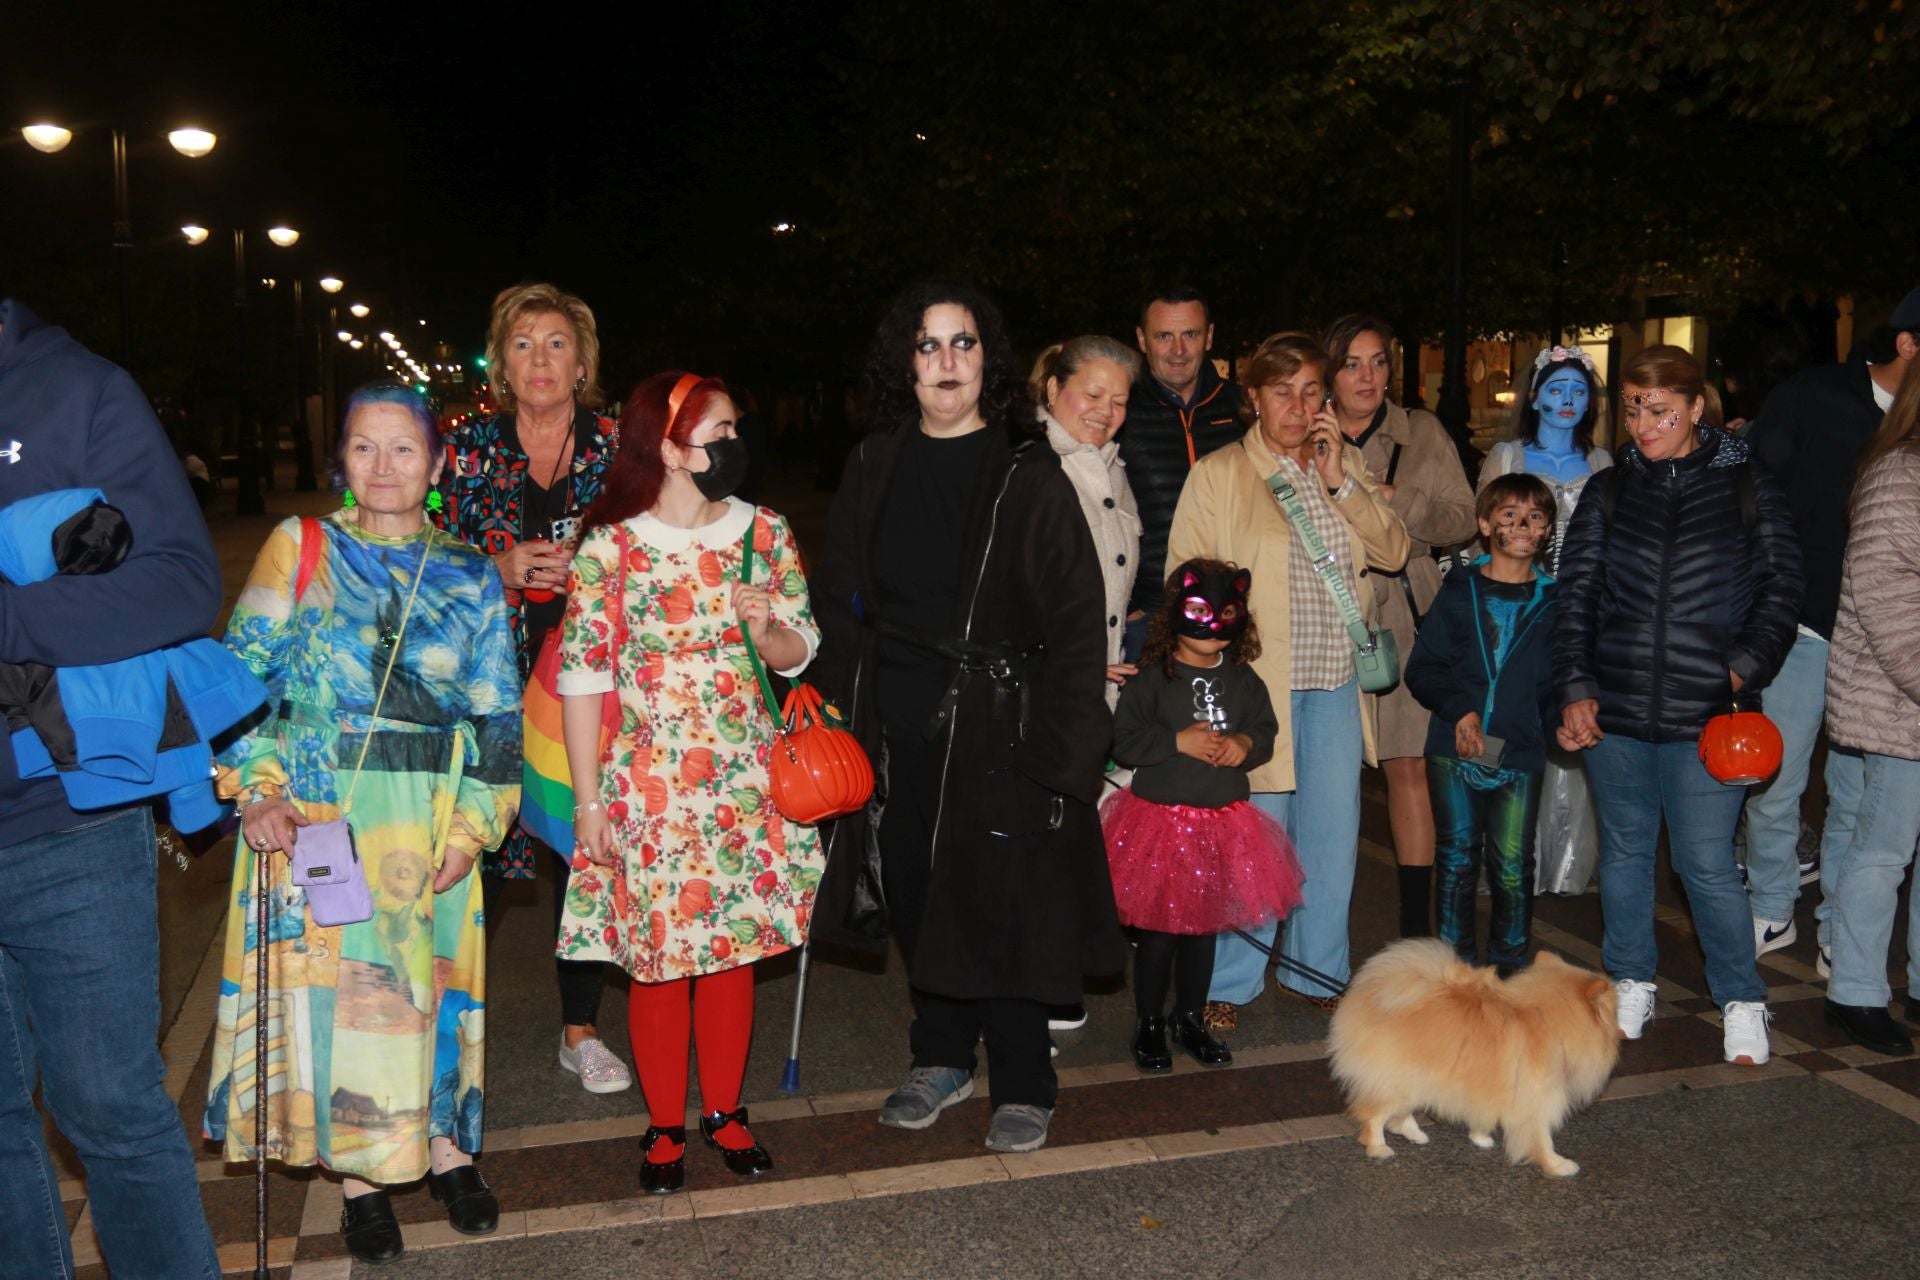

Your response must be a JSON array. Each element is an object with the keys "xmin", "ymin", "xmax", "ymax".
[
  {"xmin": 21, "ymin": 122, "xmax": 217, "ymax": 369},
  {"xmin": 1434, "ymin": 77, "xmax": 1475, "ymax": 466},
  {"xmin": 185, "ymin": 223, "xmax": 299, "ymax": 512}
]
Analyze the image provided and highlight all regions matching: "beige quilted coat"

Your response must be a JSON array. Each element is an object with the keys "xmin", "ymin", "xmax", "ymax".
[{"xmin": 1825, "ymin": 448, "xmax": 1920, "ymax": 761}]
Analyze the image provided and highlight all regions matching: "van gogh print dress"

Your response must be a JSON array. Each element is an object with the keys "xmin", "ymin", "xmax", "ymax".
[
  {"xmin": 204, "ymin": 513, "xmax": 521, "ymax": 1183},
  {"xmin": 555, "ymin": 499, "xmax": 824, "ymax": 982}
]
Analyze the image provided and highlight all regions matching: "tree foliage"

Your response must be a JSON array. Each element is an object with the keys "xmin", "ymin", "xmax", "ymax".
[{"xmin": 812, "ymin": 0, "xmax": 1920, "ymax": 354}]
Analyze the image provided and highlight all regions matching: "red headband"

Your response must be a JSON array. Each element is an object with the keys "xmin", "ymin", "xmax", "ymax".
[{"xmin": 664, "ymin": 373, "xmax": 703, "ymax": 434}]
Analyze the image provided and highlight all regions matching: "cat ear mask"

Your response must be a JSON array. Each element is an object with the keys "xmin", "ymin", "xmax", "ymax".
[{"xmin": 1171, "ymin": 561, "xmax": 1251, "ymax": 641}]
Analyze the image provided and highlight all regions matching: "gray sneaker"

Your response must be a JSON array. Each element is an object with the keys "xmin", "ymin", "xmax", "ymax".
[
  {"xmin": 984, "ymin": 1103, "xmax": 1052, "ymax": 1153},
  {"xmin": 878, "ymin": 1066, "xmax": 973, "ymax": 1130}
]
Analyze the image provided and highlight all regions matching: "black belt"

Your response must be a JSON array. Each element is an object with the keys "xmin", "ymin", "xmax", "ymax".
[{"xmin": 868, "ymin": 615, "xmax": 1044, "ymax": 741}]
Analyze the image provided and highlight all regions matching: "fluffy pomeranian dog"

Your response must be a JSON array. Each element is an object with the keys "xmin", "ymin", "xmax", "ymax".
[{"xmin": 1327, "ymin": 939, "xmax": 1620, "ymax": 1177}]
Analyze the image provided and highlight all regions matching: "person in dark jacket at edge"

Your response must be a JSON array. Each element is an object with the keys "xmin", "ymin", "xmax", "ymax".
[
  {"xmin": 810, "ymin": 280, "xmax": 1124, "ymax": 1156},
  {"xmin": 1742, "ymin": 286, "xmax": 1920, "ymax": 976},
  {"xmin": 1119, "ymin": 286, "xmax": 1244, "ymax": 666},
  {"xmin": 0, "ymin": 299, "xmax": 223, "ymax": 1278},
  {"xmin": 1553, "ymin": 343, "xmax": 1804, "ymax": 1070}
]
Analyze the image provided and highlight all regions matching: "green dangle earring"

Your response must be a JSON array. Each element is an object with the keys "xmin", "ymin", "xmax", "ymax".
[
  {"xmin": 340, "ymin": 489, "xmax": 357, "ymax": 509},
  {"xmin": 425, "ymin": 490, "xmax": 444, "ymax": 514}
]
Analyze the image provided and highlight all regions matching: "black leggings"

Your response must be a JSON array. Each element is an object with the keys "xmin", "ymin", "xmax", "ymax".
[
  {"xmin": 482, "ymin": 852, "xmax": 606, "ymax": 1028},
  {"xmin": 1133, "ymin": 929, "xmax": 1215, "ymax": 1020}
]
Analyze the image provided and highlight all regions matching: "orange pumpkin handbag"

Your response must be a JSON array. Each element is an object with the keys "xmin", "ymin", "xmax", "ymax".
[
  {"xmin": 738, "ymin": 522, "xmax": 875, "ymax": 824},
  {"xmin": 1698, "ymin": 705, "xmax": 1784, "ymax": 786}
]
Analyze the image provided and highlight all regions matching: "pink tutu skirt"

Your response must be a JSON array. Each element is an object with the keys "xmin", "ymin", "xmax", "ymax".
[{"xmin": 1099, "ymin": 788, "xmax": 1306, "ymax": 934}]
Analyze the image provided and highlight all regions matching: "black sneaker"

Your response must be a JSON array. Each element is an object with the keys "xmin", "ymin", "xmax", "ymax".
[{"xmin": 1798, "ymin": 852, "xmax": 1820, "ymax": 886}]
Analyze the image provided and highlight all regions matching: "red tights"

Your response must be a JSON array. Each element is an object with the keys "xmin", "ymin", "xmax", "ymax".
[{"xmin": 627, "ymin": 965, "xmax": 755, "ymax": 1159}]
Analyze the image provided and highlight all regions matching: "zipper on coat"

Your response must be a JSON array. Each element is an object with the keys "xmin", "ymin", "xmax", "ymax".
[
  {"xmin": 928, "ymin": 462, "xmax": 1021, "ymax": 871},
  {"xmin": 1648, "ymin": 467, "xmax": 1680, "ymax": 739}
]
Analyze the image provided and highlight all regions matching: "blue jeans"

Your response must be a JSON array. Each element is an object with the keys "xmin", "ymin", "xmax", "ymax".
[
  {"xmin": 1813, "ymin": 746, "xmax": 1870, "ymax": 950},
  {"xmin": 1586, "ymin": 735, "xmax": 1765, "ymax": 1007},
  {"xmin": 1741, "ymin": 632, "xmax": 1829, "ymax": 922},
  {"xmin": 0, "ymin": 808, "xmax": 220, "ymax": 1279},
  {"xmin": 1825, "ymin": 752, "xmax": 1920, "ymax": 1008},
  {"xmin": 1430, "ymin": 758, "xmax": 1541, "ymax": 970},
  {"xmin": 1211, "ymin": 681, "xmax": 1362, "ymax": 1002}
]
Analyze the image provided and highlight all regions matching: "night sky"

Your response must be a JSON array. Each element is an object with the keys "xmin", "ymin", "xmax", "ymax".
[{"xmin": 4, "ymin": 1, "xmax": 838, "ymax": 393}]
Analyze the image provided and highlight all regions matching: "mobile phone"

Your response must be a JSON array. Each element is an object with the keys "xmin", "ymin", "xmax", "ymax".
[
  {"xmin": 1467, "ymin": 734, "xmax": 1507, "ymax": 769},
  {"xmin": 550, "ymin": 515, "xmax": 580, "ymax": 546}
]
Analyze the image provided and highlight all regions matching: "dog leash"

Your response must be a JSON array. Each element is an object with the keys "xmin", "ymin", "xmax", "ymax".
[{"xmin": 1230, "ymin": 928, "xmax": 1351, "ymax": 998}]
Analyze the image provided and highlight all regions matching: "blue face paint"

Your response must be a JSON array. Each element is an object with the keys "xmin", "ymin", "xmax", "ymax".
[{"xmin": 1530, "ymin": 367, "xmax": 1590, "ymax": 456}]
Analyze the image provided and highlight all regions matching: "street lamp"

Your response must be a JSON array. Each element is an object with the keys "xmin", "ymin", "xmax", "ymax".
[
  {"xmin": 336, "ymin": 330, "xmax": 353, "ymax": 342},
  {"xmin": 318, "ymin": 276, "xmax": 343, "ymax": 294},
  {"xmin": 21, "ymin": 124, "xmax": 73, "ymax": 153},
  {"xmin": 180, "ymin": 224, "xmax": 210, "ymax": 246},
  {"xmin": 349, "ymin": 303, "xmax": 369, "ymax": 319},
  {"xmin": 21, "ymin": 120, "xmax": 219, "ymax": 366},
  {"xmin": 167, "ymin": 128, "xmax": 217, "ymax": 158},
  {"xmin": 266, "ymin": 226, "xmax": 300, "ymax": 248}
]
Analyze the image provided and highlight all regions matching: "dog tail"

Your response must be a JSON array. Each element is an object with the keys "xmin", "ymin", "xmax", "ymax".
[{"xmin": 1338, "ymin": 938, "xmax": 1478, "ymax": 1017}]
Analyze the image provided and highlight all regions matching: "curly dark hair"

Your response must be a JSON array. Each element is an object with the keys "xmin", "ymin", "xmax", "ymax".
[
  {"xmin": 1138, "ymin": 557, "xmax": 1263, "ymax": 680},
  {"xmin": 857, "ymin": 279, "xmax": 1029, "ymax": 436}
]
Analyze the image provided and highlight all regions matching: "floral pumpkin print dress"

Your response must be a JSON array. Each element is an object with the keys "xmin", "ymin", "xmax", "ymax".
[{"xmin": 555, "ymin": 498, "xmax": 824, "ymax": 982}]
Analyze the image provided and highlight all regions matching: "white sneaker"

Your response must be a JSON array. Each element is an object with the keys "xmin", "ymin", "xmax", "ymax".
[
  {"xmin": 1722, "ymin": 1001, "xmax": 1772, "ymax": 1065},
  {"xmin": 1615, "ymin": 979, "xmax": 1659, "ymax": 1039},
  {"xmin": 558, "ymin": 1034, "xmax": 633, "ymax": 1094},
  {"xmin": 1754, "ymin": 915, "xmax": 1797, "ymax": 958}
]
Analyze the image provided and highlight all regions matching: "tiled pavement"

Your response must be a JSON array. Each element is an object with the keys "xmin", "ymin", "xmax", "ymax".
[{"xmin": 48, "ymin": 471, "xmax": 1920, "ymax": 1277}]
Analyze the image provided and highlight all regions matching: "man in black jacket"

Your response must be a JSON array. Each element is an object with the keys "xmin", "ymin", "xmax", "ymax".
[
  {"xmin": 1743, "ymin": 287, "xmax": 1919, "ymax": 970},
  {"xmin": 1118, "ymin": 287, "xmax": 1244, "ymax": 661},
  {"xmin": 0, "ymin": 299, "xmax": 223, "ymax": 1276}
]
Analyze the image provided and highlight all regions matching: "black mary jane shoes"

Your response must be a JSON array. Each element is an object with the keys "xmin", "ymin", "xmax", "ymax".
[
  {"xmin": 426, "ymin": 1163, "xmax": 500, "ymax": 1236},
  {"xmin": 1172, "ymin": 1009, "xmax": 1233, "ymax": 1066},
  {"xmin": 640, "ymin": 1124, "xmax": 687, "ymax": 1195},
  {"xmin": 1132, "ymin": 1015, "xmax": 1174, "ymax": 1073},
  {"xmin": 340, "ymin": 1189, "xmax": 406, "ymax": 1265},
  {"xmin": 701, "ymin": 1106, "xmax": 774, "ymax": 1178}
]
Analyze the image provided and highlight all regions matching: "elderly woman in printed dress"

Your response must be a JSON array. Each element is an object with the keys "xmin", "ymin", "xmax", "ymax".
[
  {"xmin": 206, "ymin": 381, "xmax": 521, "ymax": 1264},
  {"xmin": 559, "ymin": 371, "xmax": 823, "ymax": 1194},
  {"xmin": 434, "ymin": 281, "xmax": 630, "ymax": 1093}
]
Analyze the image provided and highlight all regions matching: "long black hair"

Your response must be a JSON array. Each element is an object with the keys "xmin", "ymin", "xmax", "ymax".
[{"xmin": 858, "ymin": 279, "xmax": 1026, "ymax": 435}]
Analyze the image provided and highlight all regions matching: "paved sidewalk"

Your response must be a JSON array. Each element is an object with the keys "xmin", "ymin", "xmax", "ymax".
[{"xmin": 50, "ymin": 466, "xmax": 1920, "ymax": 1277}]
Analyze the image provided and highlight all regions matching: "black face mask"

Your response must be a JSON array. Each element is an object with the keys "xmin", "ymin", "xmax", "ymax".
[
  {"xmin": 690, "ymin": 437, "xmax": 748, "ymax": 501},
  {"xmin": 1170, "ymin": 561, "xmax": 1252, "ymax": 642}
]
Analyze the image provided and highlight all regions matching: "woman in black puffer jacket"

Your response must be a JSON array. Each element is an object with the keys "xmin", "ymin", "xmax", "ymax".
[{"xmin": 1553, "ymin": 344, "xmax": 1803, "ymax": 1069}]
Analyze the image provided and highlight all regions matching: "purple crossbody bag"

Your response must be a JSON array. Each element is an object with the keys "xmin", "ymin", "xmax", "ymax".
[{"xmin": 286, "ymin": 533, "xmax": 432, "ymax": 927}]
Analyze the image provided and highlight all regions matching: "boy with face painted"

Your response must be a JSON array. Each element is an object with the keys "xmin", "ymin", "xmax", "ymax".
[{"xmin": 1404, "ymin": 476, "xmax": 1561, "ymax": 973}]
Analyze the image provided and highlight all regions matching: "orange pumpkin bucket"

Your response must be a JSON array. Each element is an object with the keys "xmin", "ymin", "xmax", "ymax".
[{"xmin": 1698, "ymin": 709, "xmax": 1784, "ymax": 786}]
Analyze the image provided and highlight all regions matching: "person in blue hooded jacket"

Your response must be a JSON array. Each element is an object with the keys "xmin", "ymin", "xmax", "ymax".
[
  {"xmin": 0, "ymin": 487, "xmax": 264, "ymax": 832},
  {"xmin": 0, "ymin": 298, "xmax": 223, "ymax": 1277},
  {"xmin": 1405, "ymin": 473, "xmax": 1561, "ymax": 975}
]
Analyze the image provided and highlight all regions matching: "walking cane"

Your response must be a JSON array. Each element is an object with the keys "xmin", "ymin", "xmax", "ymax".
[
  {"xmin": 779, "ymin": 942, "xmax": 811, "ymax": 1095},
  {"xmin": 253, "ymin": 836, "xmax": 271, "ymax": 1280}
]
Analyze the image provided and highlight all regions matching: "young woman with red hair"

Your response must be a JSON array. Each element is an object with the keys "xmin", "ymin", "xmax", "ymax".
[{"xmin": 556, "ymin": 371, "xmax": 823, "ymax": 1193}]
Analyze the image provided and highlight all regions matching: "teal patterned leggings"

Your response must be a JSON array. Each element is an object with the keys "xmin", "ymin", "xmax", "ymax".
[{"xmin": 1428, "ymin": 756, "xmax": 1542, "ymax": 971}]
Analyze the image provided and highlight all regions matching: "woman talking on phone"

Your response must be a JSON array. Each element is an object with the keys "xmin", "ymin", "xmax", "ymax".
[{"xmin": 1167, "ymin": 331, "xmax": 1408, "ymax": 1024}]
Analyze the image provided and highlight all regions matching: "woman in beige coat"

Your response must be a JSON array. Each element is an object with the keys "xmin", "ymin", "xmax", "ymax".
[
  {"xmin": 1168, "ymin": 332, "xmax": 1410, "ymax": 1018},
  {"xmin": 1030, "ymin": 334, "xmax": 1144, "ymax": 1039},
  {"xmin": 1322, "ymin": 315, "xmax": 1477, "ymax": 937},
  {"xmin": 1031, "ymin": 336, "xmax": 1145, "ymax": 711},
  {"xmin": 1820, "ymin": 361, "xmax": 1920, "ymax": 1057}
]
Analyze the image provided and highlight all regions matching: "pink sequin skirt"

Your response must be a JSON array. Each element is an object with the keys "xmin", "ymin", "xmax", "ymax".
[{"xmin": 1099, "ymin": 789, "xmax": 1306, "ymax": 935}]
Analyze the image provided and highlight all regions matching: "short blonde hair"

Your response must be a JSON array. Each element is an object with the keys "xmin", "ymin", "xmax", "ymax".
[{"xmin": 486, "ymin": 282, "xmax": 603, "ymax": 411}]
